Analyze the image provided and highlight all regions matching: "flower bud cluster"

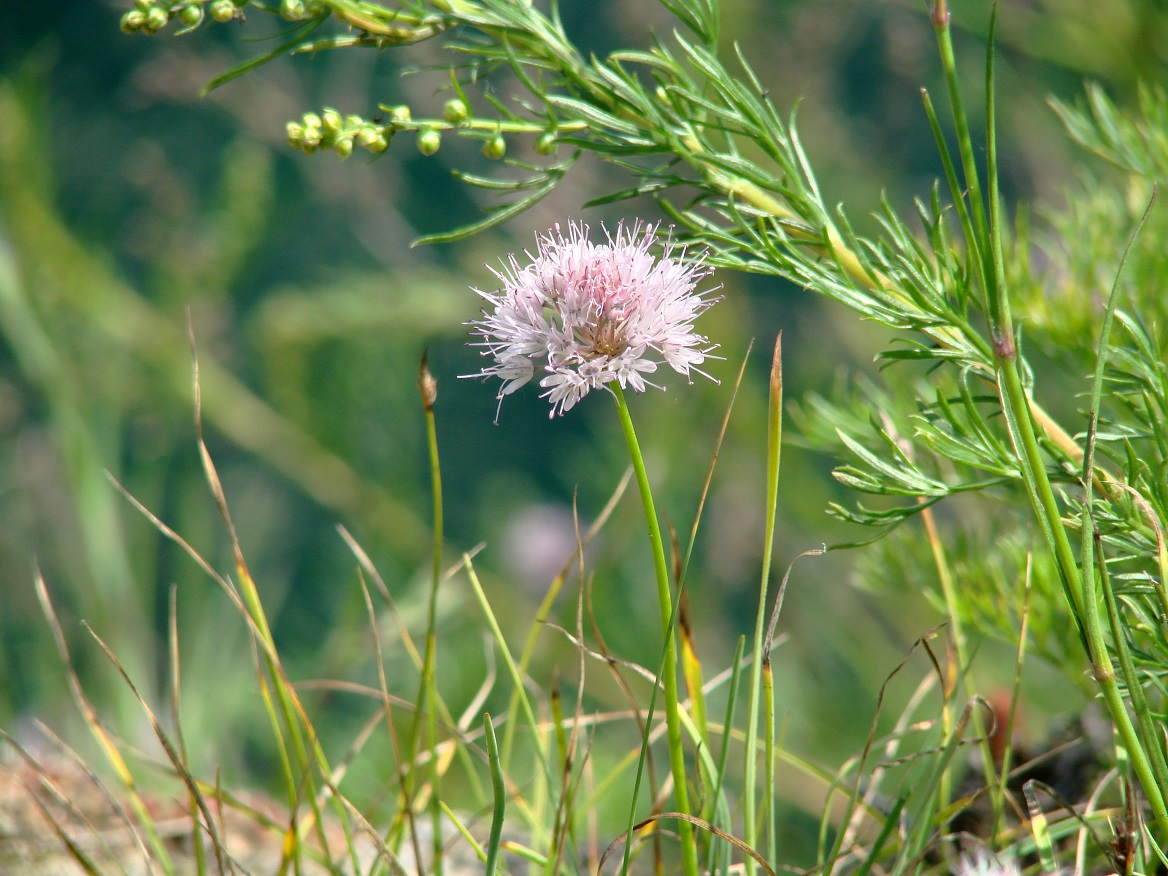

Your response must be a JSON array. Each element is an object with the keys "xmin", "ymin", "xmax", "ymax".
[
  {"xmin": 120, "ymin": 0, "xmax": 186, "ymax": 33},
  {"xmin": 284, "ymin": 99, "xmax": 565, "ymax": 162},
  {"xmin": 286, "ymin": 108, "xmax": 391, "ymax": 158},
  {"xmin": 120, "ymin": 0, "xmax": 243, "ymax": 34}
]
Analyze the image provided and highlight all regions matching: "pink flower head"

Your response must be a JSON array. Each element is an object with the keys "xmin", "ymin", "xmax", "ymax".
[{"xmin": 465, "ymin": 221, "xmax": 718, "ymax": 418}]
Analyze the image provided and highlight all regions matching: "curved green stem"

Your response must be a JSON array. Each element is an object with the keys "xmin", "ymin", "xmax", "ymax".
[
  {"xmin": 612, "ymin": 385, "xmax": 698, "ymax": 876},
  {"xmin": 984, "ymin": 122, "xmax": 1168, "ymax": 853},
  {"xmin": 405, "ymin": 355, "xmax": 444, "ymax": 874}
]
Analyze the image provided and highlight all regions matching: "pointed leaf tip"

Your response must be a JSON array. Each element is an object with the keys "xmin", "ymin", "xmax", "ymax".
[{"xmin": 769, "ymin": 332, "xmax": 782, "ymax": 401}]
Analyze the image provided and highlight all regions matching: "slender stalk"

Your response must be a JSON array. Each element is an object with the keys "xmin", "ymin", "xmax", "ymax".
[
  {"xmin": 920, "ymin": 505, "xmax": 998, "ymax": 819},
  {"xmin": 483, "ymin": 713, "xmax": 506, "ymax": 876},
  {"xmin": 933, "ymin": 0, "xmax": 1168, "ymax": 838},
  {"xmin": 994, "ymin": 352, "xmax": 1168, "ymax": 839},
  {"xmin": 415, "ymin": 354, "xmax": 444, "ymax": 876},
  {"xmin": 744, "ymin": 334, "xmax": 783, "ymax": 876},
  {"xmin": 762, "ymin": 660, "xmax": 776, "ymax": 864},
  {"xmin": 611, "ymin": 385, "xmax": 699, "ymax": 876}
]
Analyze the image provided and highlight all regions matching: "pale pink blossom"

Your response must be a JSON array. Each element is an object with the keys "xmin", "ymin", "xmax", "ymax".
[{"xmin": 465, "ymin": 221, "xmax": 718, "ymax": 418}]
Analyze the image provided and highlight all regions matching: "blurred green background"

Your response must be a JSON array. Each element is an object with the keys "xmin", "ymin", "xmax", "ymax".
[{"xmin": 1, "ymin": 0, "xmax": 1164, "ymax": 839}]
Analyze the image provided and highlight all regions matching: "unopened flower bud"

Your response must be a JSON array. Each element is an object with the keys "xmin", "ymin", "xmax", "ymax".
[
  {"xmin": 143, "ymin": 5, "xmax": 169, "ymax": 32},
  {"xmin": 321, "ymin": 109, "xmax": 342, "ymax": 134},
  {"xmin": 178, "ymin": 4, "xmax": 203, "ymax": 26},
  {"xmin": 483, "ymin": 134, "xmax": 506, "ymax": 160},
  {"xmin": 390, "ymin": 105, "xmax": 411, "ymax": 125},
  {"xmin": 280, "ymin": 0, "xmax": 304, "ymax": 18},
  {"xmin": 418, "ymin": 353, "xmax": 437, "ymax": 411},
  {"xmin": 444, "ymin": 99, "xmax": 469, "ymax": 124},
  {"xmin": 134, "ymin": 0, "xmax": 153, "ymax": 11},
  {"xmin": 366, "ymin": 133, "xmax": 389, "ymax": 154},
  {"xmin": 209, "ymin": 0, "xmax": 235, "ymax": 22},
  {"xmin": 302, "ymin": 112, "xmax": 322, "ymax": 130},
  {"xmin": 120, "ymin": 9, "xmax": 146, "ymax": 31},
  {"xmin": 333, "ymin": 137, "xmax": 354, "ymax": 158},
  {"xmin": 357, "ymin": 126, "xmax": 380, "ymax": 148},
  {"xmin": 417, "ymin": 128, "xmax": 441, "ymax": 156},
  {"xmin": 286, "ymin": 121, "xmax": 305, "ymax": 147},
  {"xmin": 345, "ymin": 114, "xmax": 363, "ymax": 128},
  {"xmin": 535, "ymin": 131, "xmax": 557, "ymax": 155},
  {"xmin": 301, "ymin": 126, "xmax": 322, "ymax": 148}
]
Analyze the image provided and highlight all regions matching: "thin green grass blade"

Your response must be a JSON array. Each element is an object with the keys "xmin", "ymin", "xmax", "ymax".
[
  {"xmin": 705, "ymin": 635, "xmax": 746, "ymax": 876},
  {"xmin": 34, "ymin": 572, "xmax": 179, "ymax": 876},
  {"xmin": 2, "ymin": 729, "xmax": 140, "ymax": 876},
  {"xmin": 894, "ymin": 697, "xmax": 976, "ymax": 876},
  {"xmin": 743, "ymin": 333, "xmax": 783, "ymax": 876},
  {"xmin": 463, "ymin": 556, "xmax": 555, "ymax": 838},
  {"xmin": 1023, "ymin": 780, "xmax": 1058, "ymax": 874},
  {"xmin": 413, "ymin": 167, "xmax": 570, "ymax": 245},
  {"xmin": 920, "ymin": 88, "xmax": 986, "ymax": 308},
  {"xmin": 849, "ymin": 793, "xmax": 907, "ymax": 876},
  {"xmin": 199, "ymin": 20, "xmax": 325, "ymax": 95},
  {"xmin": 1098, "ymin": 538, "xmax": 1168, "ymax": 792},
  {"xmin": 81, "ymin": 622, "xmax": 231, "ymax": 875},
  {"xmin": 498, "ymin": 468, "xmax": 632, "ymax": 775},
  {"xmin": 165, "ymin": 587, "xmax": 209, "ymax": 876},
  {"xmin": 483, "ymin": 713, "xmax": 505, "ymax": 876},
  {"xmin": 762, "ymin": 659, "xmax": 776, "ymax": 864},
  {"xmin": 1077, "ymin": 188, "xmax": 1168, "ymax": 819},
  {"xmin": 932, "ymin": 1, "xmax": 990, "ymax": 266}
]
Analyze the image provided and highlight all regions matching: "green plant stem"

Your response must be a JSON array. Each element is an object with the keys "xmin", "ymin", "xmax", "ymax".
[
  {"xmin": 985, "ymin": 149, "xmax": 1168, "ymax": 850},
  {"xmin": 928, "ymin": 0, "xmax": 1168, "ymax": 840},
  {"xmin": 483, "ymin": 712, "xmax": 505, "ymax": 876},
  {"xmin": 992, "ymin": 336, "xmax": 1168, "ymax": 839},
  {"xmin": 417, "ymin": 358, "xmax": 444, "ymax": 876},
  {"xmin": 743, "ymin": 334, "xmax": 783, "ymax": 876},
  {"xmin": 611, "ymin": 385, "xmax": 698, "ymax": 876},
  {"xmin": 1097, "ymin": 532, "xmax": 1168, "ymax": 793}
]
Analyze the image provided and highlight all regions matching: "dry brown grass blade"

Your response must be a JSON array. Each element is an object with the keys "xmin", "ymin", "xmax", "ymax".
[
  {"xmin": 33, "ymin": 570, "xmax": 176, "ymax": 874},
  {"xmin": 599, "ymin": 810, "xmax": 776, "ymax": 876},
  {"xmin": 337, "ymin": 525, "xmax": 484, "ymax": 671},
  {"xmin": 355, "ymin": 568, "xmax": 425, "ymax": 870},
  {"xmin": 2, "ymin": 728, "xmax": 140, "ymax": 876},
  {"xmin": 762, "ymin": 547, "xmax": 824, "ymax": 661},
  {"xmin": 25, "ymin": 789, "xmax": 107, "ymax": 876},
  {"xmin": 546, "ymin": 558, "xmax": 597, "ymax": 876},
  {"xmin": 331, "ymin": 791, "xmax": 412, "ymax": 876},
  {"xmin": 188, "ymin": 322, "xmax": 246, "ymax": 577},
  {"xmin": 684, "ymin": 338, "xmax": 755, "ymax": 565},
  {"xmin": 189, "ymin": 339, "xmax": 351, "ymax": 863},
  {"xmin": 337, "ymin": 525, "xmax": 424, "ymax": 669},
  {"xmin": 105, "ymin": 472, "xmax": 249, "ymax": 625},
  {"xmin": 110, "ymin": 464, "xmax": 319, "ymax": 844},
  {"xmin": 81, "ymin": 623, "xmax": 231, "ymax": 875},
  {"xmin": 581, "ymin": 570, "xmax": 666, "ymax": 870}
]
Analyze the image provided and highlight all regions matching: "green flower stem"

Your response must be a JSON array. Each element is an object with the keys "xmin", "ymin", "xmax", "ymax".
[
  {"xmin": 612, "ymin": 385, "xmax": 699, "ymax": 876},
  {"xmin": 743, "ymin": 335, "xmax": 783, "ymax": 876},
  {"xmin": 413, "ymin": 357, "xmax": 444, "ymax": 876}
]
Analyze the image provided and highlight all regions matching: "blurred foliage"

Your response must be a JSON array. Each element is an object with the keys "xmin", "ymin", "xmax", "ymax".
[{"xmin": 0, "ymin": 0, "xmax": 1165, "ymax": 803}]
